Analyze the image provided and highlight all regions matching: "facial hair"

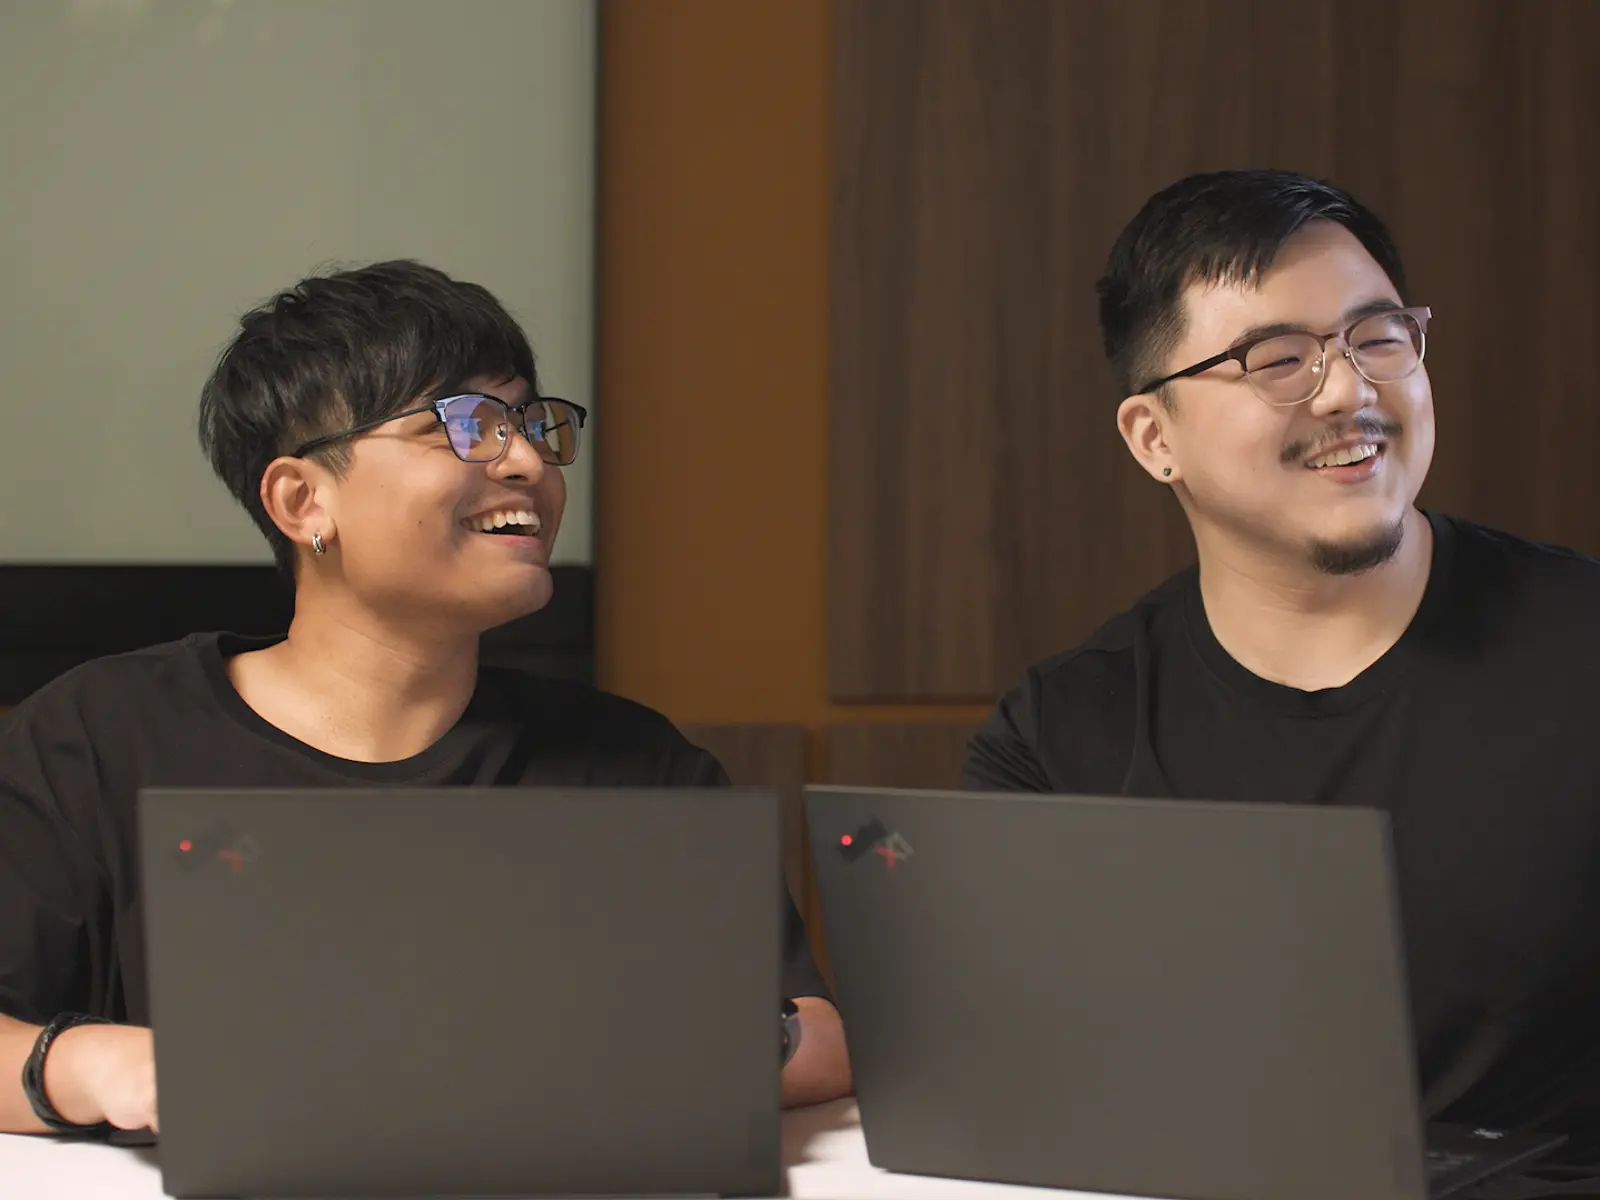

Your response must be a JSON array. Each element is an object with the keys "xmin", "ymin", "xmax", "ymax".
[
  {"xmin": 1307, "ymin": 515, "xmax": 1405, "ymax": 576},
  {"xmin": 1286, "ymin": 412, "xmax": 1407, "ymax": 576}
]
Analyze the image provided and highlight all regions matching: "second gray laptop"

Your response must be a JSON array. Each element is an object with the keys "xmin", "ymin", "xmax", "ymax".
[
  {"xmin": 139, "ymin": 786, "xmax": 785, "ymax": 1199},
  {"xmin": 806, "ymin": 786, "xmax": 1563, "ymax": 1200}
]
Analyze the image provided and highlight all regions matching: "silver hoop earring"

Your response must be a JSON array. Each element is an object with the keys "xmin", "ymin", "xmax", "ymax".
[{"xmin": 312, "ymin": 532, "xmax": 325, "ymax": 555}]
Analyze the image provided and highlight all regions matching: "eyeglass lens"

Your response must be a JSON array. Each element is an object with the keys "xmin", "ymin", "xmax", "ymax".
[
  {"xmin": 439, "ymin": 395, "xmax": 582, "ymax": 465},
  {"xmin": 1243, "ymin": 310, "xmax": 1426, "ymax": 406}
]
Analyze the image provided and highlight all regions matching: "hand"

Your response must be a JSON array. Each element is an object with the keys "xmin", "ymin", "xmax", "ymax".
[
  {"xmin": 47, "ymin": 1023, "xmax": 158, "ymax": 1132},
  {"xmin": 781, "ymin": 997, "xmax": 852, "ymax": 1108}
]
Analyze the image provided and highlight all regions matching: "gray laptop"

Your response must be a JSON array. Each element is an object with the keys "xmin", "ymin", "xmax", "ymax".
[
  {"xmin": 805, "ymin": 786, "xmax": 1565, "ymax": 1200},
  {"xmin": 138, "ymin": 787, "xmax": 785, "ymax": 1199}
]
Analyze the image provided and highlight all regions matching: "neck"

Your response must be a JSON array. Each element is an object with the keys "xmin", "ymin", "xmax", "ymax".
[
  {"xmin": 1194, "ymin": 508, "xmax": 1434, "ymax": 692},
  {"xmin": 229, "ymin": 587, "xmax": 482, "ymax": 763}
]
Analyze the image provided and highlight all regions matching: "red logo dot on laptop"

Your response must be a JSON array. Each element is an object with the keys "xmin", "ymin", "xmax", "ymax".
[
  {"xmin": 840, "ymin": 835, "xmax": 853, "ymax": 846},
  {"xmin": 178, "ymin": 840, "xmax": 193, "ymax": 853}
]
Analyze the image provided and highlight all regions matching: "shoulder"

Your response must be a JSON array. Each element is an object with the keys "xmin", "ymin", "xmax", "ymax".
[
  {"xmin": 4, "ymin": 634, "xmax": 214, "ymax": 741},
  {"xmin": 1432, "ymin": 513, "xmax": 1600, "ymax": 640},
  {"xmin": 485, "ymin": 670, "xmax": 687, "ymax": 746},
  {"xmin": 478, "ymin": 668, "xmax": 721, "ymax": 785},
  {"xmin": 1006, "ymin": 566, "xmax": 1190, "ymax": 715},
  {"xmin": 1441, "ymin": 512, "xmax": 1600, "ymax": 587},
  {"xmin": 0, "ymin": 635, "xmax": 219, "ymax": 844},
  {"xmin": 966, "ymin": 568, "xmax": 1191, "ymax": 791}
]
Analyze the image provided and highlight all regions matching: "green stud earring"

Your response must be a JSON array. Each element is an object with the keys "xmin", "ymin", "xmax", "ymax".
[{"xmin": 1162, "ymin": 466, "xmax": 1173, "ymax": 478}]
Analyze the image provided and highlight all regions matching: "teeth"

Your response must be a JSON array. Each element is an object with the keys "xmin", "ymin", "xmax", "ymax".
[
  {"xmin": 464, "ymin": 511, "xmax": 541, "ymax": 534},
  {"xmin": 1307, "ymin": 443, "xmax": 1378, "ymax": 469}
]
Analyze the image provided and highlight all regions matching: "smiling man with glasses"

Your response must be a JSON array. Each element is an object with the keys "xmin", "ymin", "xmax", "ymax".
[
  {"xmin": 0, "ymin": 259, "xmax": 850, "ymax": 1140},
  {"xmin": 966, "ymin": 170, "xmax": 1600, "ymax": 1190}
]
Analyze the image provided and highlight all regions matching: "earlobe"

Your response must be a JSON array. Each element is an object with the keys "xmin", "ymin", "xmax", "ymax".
[
  {"xmin": 1115, "ymin": 394, "xmax": 1179, "ymax": 484},
  {"xmin": 259, "ymin": 456, "xmax": 335, "ymax": 557}
]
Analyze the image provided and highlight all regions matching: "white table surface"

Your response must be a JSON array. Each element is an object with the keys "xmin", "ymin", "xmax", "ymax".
[{"xmin": 3, "ymin": 1098, "xmax": 1137, "ymax": 1200}]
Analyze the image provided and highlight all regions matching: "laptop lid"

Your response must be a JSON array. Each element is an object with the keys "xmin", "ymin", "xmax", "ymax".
[
  {"xmin": 805, "ymin": 786, "xmax": 1432, "ymax": 1200},
  {"xmin": 139, "ymin": 787, "xmax": 783, "ymax": 1199}
]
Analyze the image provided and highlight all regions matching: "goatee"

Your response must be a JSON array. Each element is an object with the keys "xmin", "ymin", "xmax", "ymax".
[{"xmin": 1307, "ymin": 518, "xmax": 1405, "ymax": 576}]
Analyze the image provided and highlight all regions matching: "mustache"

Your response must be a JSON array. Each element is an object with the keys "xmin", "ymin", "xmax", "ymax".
[{"xmin": 1282, "ymin": 415, "xmax": 1402, "ymax": 465}]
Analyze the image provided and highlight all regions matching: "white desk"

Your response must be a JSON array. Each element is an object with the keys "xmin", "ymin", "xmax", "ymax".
[{"xmin": 3, "ymin": 1099, "xmax": 1138, "ymax": 1199}]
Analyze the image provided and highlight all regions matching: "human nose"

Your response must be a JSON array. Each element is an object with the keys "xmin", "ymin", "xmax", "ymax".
[
  {"xmin": 488, "ymin": 411, "xmax": 548, "ymax": 482},
  {"xmin": 1305, "ymin": 333, "xmax": 1377, "ymax": 417}
]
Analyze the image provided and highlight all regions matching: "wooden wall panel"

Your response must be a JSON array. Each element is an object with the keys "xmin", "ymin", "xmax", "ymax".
[
  {"xmin": 595, "ymin": 0, "xmax": 838, "ymax": 727},
  {"xmin": 823, "ymin": 723, "xmax": 980, "ymax": 792},
  {"xmin": 829, "ymin": 0, "xmax": 1600, "ymax": 701},
  {"xmin": 680, "ymin": 723, "xmax": 812, "ymax": 917}
]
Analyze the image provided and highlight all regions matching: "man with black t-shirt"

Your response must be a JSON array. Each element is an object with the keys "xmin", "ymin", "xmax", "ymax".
[
  {"xmin": 0, "ymin": 261, "xmax": 851, "ymax": 1137},
  {"xmin": 965, "ymin": 170, "xmax": 1600, "ymax": 1194}
]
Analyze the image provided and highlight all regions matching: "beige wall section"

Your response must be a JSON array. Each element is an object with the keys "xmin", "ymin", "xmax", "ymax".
[
  {"xmin": 596, "ymin": 0, "xmax": 990, "ymax": 734},
  {"xmin": 0, "ymin": 0, "xmax": 597, "ymax": 566}
]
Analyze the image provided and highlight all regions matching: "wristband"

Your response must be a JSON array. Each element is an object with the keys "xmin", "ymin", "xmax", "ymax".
[
  {"xmin": 781, "ymin": 998, "xmax": 802, "ymax": 1066},
  {"xmin": 22, "ymin": 1012, "xmax": 115, "ymax": 1135}
]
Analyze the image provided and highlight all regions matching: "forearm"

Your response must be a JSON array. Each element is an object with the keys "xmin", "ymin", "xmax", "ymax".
[
  {"xmin": 0, "ymin": 1013, "xmax": 119, "ymax": 1133},
  {"xmin": 0, "ymin": 1013, "xmax": 156, "ymax": 1134},
  {"xmin": 780, "ymin": 997, "xmax": 852, "ymax": 1108}
]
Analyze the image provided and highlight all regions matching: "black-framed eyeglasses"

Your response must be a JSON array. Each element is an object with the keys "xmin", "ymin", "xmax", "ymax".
[
  {"xmin": 291, "ymin": 394, "xmax": 589, "ymax": 466},
  {"xmin": 1137, "ymin": 305, "xmax": 1432, "ymax": 408}
]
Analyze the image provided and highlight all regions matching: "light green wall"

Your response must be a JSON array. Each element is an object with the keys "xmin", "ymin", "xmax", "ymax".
[{"xmin": 0, "ymin": 0, "xmax": 597, "ymax": 564}]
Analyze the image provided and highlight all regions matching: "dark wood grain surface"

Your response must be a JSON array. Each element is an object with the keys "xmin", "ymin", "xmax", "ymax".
[{"xmin": 830, "ymin": 0, "xmax": 1599, "ymax": 700}]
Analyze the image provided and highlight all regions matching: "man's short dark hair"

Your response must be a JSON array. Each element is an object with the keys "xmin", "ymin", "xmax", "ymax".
[
  {"xmin": 198, "ymin": 259, "xmax": 539, "ymax": 574},
  {"xmin": 1096, "ymin": 169, "xmax": 1408, "ymax": 401}
]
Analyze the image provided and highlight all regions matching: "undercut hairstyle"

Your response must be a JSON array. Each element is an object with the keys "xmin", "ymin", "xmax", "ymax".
[
  {"xmin": 197, "ymin": 259, "xmax": 539, "ymax": 574},
  {"xmin": 1095, "ymin": 169, "xmax": 1408, "ymax": 403}
]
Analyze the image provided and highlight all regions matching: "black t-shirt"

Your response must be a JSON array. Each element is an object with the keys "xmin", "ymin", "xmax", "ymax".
[
  {"xmin": 0, "ymin": 632, "xmax": 829, "ymax": 1029},
  {"xmin": 965, "ymin": 512, "xmax": 1600, "ymax": 1184}
]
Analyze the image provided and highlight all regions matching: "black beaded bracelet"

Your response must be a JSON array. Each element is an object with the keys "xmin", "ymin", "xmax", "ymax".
[
  {"xmin": 781, "ymin": 998, "xmax": 802, "ymax": 1066},
  {"xmin": 21, "ymin": 1012, "xmax": 115, "ymax": 1135}
]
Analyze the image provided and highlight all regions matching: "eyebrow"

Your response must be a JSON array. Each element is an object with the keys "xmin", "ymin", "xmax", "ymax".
[{"xmin": 1227, "ymin": 296, "xmax": 1403, "ymax": 348}]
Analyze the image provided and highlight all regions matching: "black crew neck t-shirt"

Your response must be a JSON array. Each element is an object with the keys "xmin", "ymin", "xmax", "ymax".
[
  {"xmin": 0, "ymin": 632, "xmax": 829, "ymax": 1029},
  {"xmin": 965, "ymin": 512, "xmax": 1600, "ymax": 1183}
]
